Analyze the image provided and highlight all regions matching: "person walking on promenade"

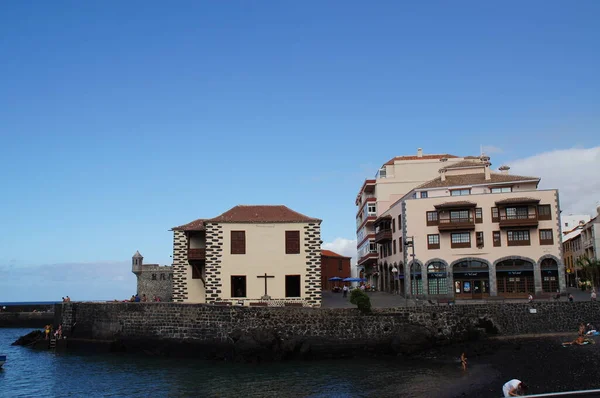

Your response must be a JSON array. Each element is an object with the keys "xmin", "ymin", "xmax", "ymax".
[
  {"xmin": 342, "ymin": 285, "xmax": 348, "ymax": 298},
  {"xmin": 591, "ymin": 289, "xmax": 596, "ymax": 301},
  {"xmin": 460, "ymin": 352, "xmax": 467, "ymax": 371}
]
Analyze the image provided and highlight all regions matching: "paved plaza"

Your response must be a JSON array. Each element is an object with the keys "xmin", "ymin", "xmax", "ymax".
[{"xmin": 321, "ymin": 287, "xmax": 595, "ymax": 308}]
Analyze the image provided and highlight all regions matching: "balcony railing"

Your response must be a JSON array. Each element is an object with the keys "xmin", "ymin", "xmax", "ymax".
[
  {"xmin": 375, "ymin": 228, "xmax": 393, "ymax": 243},
  {"xmin": 437, "ymin": 217, "xmax": 475, "ymax": 231},
  {"xmin": 498, "ymin": 214, "xmax": 538, "ymax": 228},
  {"xmin": 188, "ymin": 248, "xmax": 206, "ymax": 260},
  {"xmin": 358, "ymin": 252, "xmax": 378, "ymax": 265}
]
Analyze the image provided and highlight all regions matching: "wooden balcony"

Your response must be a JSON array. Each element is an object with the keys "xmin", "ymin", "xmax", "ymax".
[
  {"xmin": 498, "ymin": 214, "xmax": 538, "ymax": 229},
  {"xmin": 188, "ymin": 248, "xmax": 206, "ymax": 260},
  {"xmin": 374, "ymin": 229, "xmax": 393, "ymax": 243},
  {"xmin": 437, "ymin": 217, "xmax": 475, "ymax": 232}
]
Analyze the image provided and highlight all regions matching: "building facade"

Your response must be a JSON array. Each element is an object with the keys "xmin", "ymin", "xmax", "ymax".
[
  {"xmin": 355, "ymin": 148, "xmax": 478, "ymax": 279},
  {"xmin": 320, "ymin": 249, "xmax": 352, "ymax": 290},
  {"xmin": 131, "ymin": 251, "xmax": 173, "ymax": 301},
  {"xmin": 373, "ymin": 157, "xmax": 564, "ymax": 299},
  {"xmin": 563, "ymin": 206, "xmax": 600, "ymax": 286},
  {"xmin": 170, "ymin": 205, "xmax": 322, "ymax": 307}
]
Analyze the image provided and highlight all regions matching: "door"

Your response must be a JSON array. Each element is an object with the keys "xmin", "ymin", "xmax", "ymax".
[{"xmin": 472, "ymin": 280, "xmax": 482, "ymax": 299}]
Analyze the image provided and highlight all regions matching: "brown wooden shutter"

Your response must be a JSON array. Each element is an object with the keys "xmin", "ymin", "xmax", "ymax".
[
  {"xmin": 231, "ymin": 231, "xmax": 246, "ymax": 254},
  {"xmin": 285, "ymin": 231, "xmax": 300, "ymax": 254}
]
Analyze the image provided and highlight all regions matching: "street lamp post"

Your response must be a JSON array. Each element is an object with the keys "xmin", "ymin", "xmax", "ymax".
[
  {"xmin": 405, "ymin": 236, "xmax": 416, "ymax": 298},
  {"xmin": 391, "ymin": 266, "xmax": 398, "ymax": 294}
]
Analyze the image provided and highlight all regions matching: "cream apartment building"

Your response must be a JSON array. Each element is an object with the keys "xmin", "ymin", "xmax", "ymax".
[
  {"xmin": 373, "ymin": 158, "xmax": 564, "ymax": 299},
  {"xmin": 356, "ymin": 148, "xmax": 478, "ymax": 277},
  {"xmin": 171, "ymin": 205, "xmax": 322, "ymax": 307}
]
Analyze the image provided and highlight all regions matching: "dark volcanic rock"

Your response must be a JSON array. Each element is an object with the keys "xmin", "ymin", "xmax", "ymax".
[
  {"xmin": 12, "ymin": 330, "xmax": 43, "ymax": 346},
  {"xmin": 391, "ymin": 324, "xmax": 434, "ymax": 355}
]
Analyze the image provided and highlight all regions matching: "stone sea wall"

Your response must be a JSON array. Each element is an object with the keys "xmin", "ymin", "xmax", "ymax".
[
  {"xmin": 54, "ymin": 301, "xmax": 600, "ymax": 360},
  {"xmin": 0, "ymin": 312, "xmax": 54, "ymax": 328}
]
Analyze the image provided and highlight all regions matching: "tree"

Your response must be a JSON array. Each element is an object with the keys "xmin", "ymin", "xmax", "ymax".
[{"xmin": 576, "ymin": 257, "xmax": 600, "ymax": 289}]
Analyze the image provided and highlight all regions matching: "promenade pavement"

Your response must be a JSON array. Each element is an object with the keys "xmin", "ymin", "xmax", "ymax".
[{"xmin": 321, "ymin": 287, "xmax": 596, "ymax": 309}]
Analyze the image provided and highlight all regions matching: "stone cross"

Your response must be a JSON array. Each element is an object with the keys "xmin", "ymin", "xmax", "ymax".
[{"xmin": 257, "ymin": 273, "xmax": 275, "ymax": 300}]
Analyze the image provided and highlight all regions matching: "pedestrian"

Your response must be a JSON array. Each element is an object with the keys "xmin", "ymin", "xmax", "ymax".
[
  {"xmin": 568, "ymin": 293, "xmax": 574, "ymax": 303},
  {"xmin": 528, "ymin": 294, "xmax": 533, "ymax": 303},
  {"xmin": 591, "ymin": 290, "xmax": 597, "ymax": 301},
  {"xmin": 502, "ymin": 379, "xmax": 527, "ymax": 397},
  {"xmin": 342, "ymin": 285, "xmax": 348, "ymax": 298},
  {"xmin": 460, "ymin": 352, "xmax": 467, "ymax": 371}
]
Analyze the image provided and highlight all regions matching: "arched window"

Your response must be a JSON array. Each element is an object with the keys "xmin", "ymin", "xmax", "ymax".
[{"xmin": 427, "ymin": 262, "xmax": 448, "ymax": 295}]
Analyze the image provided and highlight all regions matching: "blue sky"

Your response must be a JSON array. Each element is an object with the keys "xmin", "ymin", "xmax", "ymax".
[{"xmin": 1, "ymin": 1, "xmax": 599, "ymax": 300}]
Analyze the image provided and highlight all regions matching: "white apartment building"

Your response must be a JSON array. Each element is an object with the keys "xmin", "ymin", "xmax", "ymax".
[
  {"xmin": 355, "ymin": 148, "xmax": 477, "ymax": 278},
  {"xmin": 372, "ymin": 157, "xmax": 564, "ymax": 299}
]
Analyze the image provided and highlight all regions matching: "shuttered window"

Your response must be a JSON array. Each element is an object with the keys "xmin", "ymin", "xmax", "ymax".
[
  {"xmin": 231, "ymin": 231, "xmax": 246, "ymax": 254},
  {"xmin": 286, "ymin": 231, "xmax": 300, "ymax": 254}
]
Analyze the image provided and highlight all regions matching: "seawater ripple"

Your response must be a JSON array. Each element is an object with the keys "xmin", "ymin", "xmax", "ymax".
[{"xmin": 0, "ymin": 328, "xmax": 473, "ymax": 398}]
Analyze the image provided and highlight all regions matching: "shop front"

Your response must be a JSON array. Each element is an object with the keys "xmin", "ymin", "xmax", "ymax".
[
  {"xmin": 452, "ymin": 259, "xmax": 490, "ymax": 299},
  {"xmin": 541, "ymin": 258, "xmax": 559, "ymax": 293},
  {"xmin": 427, "ymin": 261, "xmax": 449, "ymax": 295},
  {"xmin": 409, "ymin": 263, "xmax": 423, "ymax": 295},
  {"xmin": 496, "ymin": 259, "xmax": 535, "ymax": 298}
]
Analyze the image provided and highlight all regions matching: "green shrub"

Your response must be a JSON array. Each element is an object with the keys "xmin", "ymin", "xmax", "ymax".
[{"xmin": 350, "ymin": 288, "xmax": 372, "ymax": 313}]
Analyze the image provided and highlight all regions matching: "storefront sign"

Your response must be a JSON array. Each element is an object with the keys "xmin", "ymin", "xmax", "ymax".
[{"xmin": 428, "ymin": 272, "xmax": 447, "ymax": 278}]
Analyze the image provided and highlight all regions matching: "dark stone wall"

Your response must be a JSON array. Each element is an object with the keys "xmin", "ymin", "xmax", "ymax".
[
  {"xmin": 0, "ymin": 312, "xmax": 54, "ymax": 328},
  {"xmin": 56, "ymin": 302, "xmax": 600, "ymax": 360}
]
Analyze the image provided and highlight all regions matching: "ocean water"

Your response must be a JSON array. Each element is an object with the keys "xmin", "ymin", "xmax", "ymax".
[{"xmin": 0, "ymin": 328, "xmax": 480, "ymax": 398}]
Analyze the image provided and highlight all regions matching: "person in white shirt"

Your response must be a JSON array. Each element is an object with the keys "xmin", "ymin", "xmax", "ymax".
[{"xmin": 502, "ymin": 379, "xmax": 527, "ymax": 397}]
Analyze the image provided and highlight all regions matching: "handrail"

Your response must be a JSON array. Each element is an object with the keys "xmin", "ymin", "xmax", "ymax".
[
  {"xmin": 438, "ymin": 217, "xmax": 474, "ymax": 224},
  {"xmin": 499, "ymin": 214, "xmax": 537, "ymax": 221},
  {"xmin": 507, "ymin": 389, "xmax": 600, "ymax": 397}
]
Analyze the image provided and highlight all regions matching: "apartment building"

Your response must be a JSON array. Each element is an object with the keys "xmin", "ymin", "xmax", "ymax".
[
  {"xmin": 355, "ymin": 148, "xmax": 477, "ymax": 278},
  {"xmin": 373, "ymin": 157, "xmax": 564, "ymax": 299},
  {"xmin": 562, "ymin": 226, "xmax": 585, "ymax": 287},
  {"xmin": 561, "ymin": 214, "xmax": 591, "ymax": 234},
  {"xmin": 170, "ymin": 205, "xmax": 322, "ymax": 307}
]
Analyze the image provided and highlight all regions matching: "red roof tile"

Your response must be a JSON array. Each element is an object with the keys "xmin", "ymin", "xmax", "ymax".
[
  {"xmin": 205, "ymin": 205, "xmax": 321, "ymax": 223},
  {"xmin": 172, "ymin": 219, "xmax": 206, "ymax": 231},
  {"xmin": 321, "ymin": 249, "xmax": 352, "ymax": 258},
  {"xmin": 416, "ymin": 172, "xmax": 539, "ymax": 189}
]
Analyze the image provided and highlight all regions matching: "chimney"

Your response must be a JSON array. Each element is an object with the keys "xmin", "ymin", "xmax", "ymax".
[
  {"xmin": 499, "ymin": 165, "xmax": 510, "ymax": 174},
  {"xmin": 484, "ymin": 164, "xmax": 491, "ymax": 180},
  {"xmin": 440, "ymin": 169, "xmax": 446, "ymax": 181},
  {"xmin": 417, "ymin": 148, "xmax": 423, "ymax": 158}
]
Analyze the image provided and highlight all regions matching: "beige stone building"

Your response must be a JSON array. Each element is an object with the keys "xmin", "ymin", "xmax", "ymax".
[
  {"xmin": 170, "ymin": 205, "xmax": 322, "ymax": 307},
  {"xmin": 355, "ymin": 148, "xmax": 479, "ymax": 277},
  {"xmin": 563, "ymin": 206, "xmax": 600, "ymax": 286},
  {"xmin": 373, "ymin": 157, "xmax": 564, "ymax": 299}
]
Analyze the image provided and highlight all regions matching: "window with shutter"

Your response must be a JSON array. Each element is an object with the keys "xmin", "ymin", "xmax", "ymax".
[
  {"xmin": 231, "ymin": 231, "xmax": 246, "ymax": 254},
  {"xmin": 285, "ymin": 231, "xmax": 300, "ymax": 254}
]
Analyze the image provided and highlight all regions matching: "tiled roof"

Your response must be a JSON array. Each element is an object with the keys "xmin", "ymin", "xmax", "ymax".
[
  {"xmin": 440, "ymin": 160, "xmax": 487, "ymax": 170},
  {"xmin": 171, "ymin": 218, "xmax": 206, "ymax": 231},
  {"xmin": 205, "ymin": 205, "xmax": 321, "ymax": 223},
  {"xmin": 494, "ymin": 197, "xmax": 541, "ymax": 205},
  {"xmin": 434, "ymin": 201, "xmax": 477, "ymax": 209},
  {"xmin": 416, "ymin": 172, "xmax": 539, "ymax": 189},
  {"xmin": 384, "ymin": 154, "xmax": 459, "ymax": 165},
  {"xmin": 321, "ymin": 249, "xmax": 351, "ymax": 258}
]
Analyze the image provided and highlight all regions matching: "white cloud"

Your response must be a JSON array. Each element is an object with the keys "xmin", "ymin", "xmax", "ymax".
[
  {"xmin": 508, "ymin": 146, "xmax": 600, "ymax": 215},
  {"xmin": 482, "ymin": 145, "xmax": 503, "ymax": 154},
  {"xmin": 322, "ymin": 238, "xmax": 357, "ymax": 265}
]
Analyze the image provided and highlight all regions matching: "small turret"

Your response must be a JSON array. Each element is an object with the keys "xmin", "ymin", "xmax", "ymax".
[{"xmin": 132, "ymin": 250, "xmax": 143, "ymax": 274}]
